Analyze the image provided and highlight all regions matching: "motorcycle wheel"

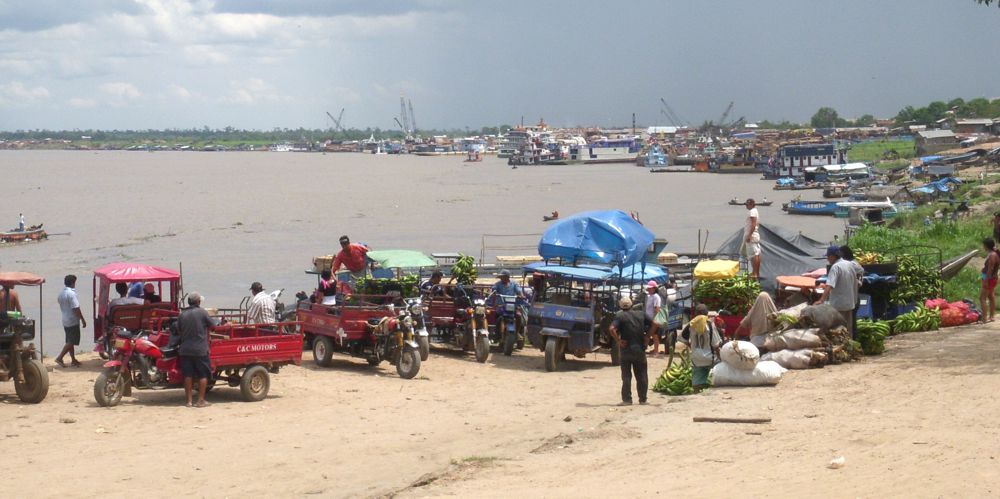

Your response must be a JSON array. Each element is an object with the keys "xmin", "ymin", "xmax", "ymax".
[
  {"xmin": 417, "ymin": 335, "xmax": 430, "ymax": 362},
  {"xmin": 14, "ymin": 359, "xmax": 49, "ymax": 404},
  {"xmin": 240, "ymin": 365, "xmax": 270, "ymax": 402},
  {"xmin": 544, "ymin": 337, "xmax": 562, "ymax": 372},
  {"xmin": 313, "ymin": 336, "xmax": 333, "ymax": 367},
  {"xmin": 474, "ymin": 335, "xmax": 490, "ymax": 363},
  {"xmin": 94, "ymin": 369, "xmax": 125, "ymax": 407},
  {"xmin": 502, "ymin": 326, "xmax": 516, "ymax": 357},
  {"xmin": 396, "ymin": 346, "xmax": 421, "ymax": 379}
]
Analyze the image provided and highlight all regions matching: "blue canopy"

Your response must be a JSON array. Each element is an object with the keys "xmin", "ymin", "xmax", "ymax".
[
  {"xmin": 523, "ymin": 264, "xmax": 614, "ymax": 282},
  {"xmin": 611, "ymin": 263, "xmax": 669, "ymax": 284},
  {"xmin": 776, "ymin": 177, "xmax": 796, "ymax": 186},
  {"xmin": 537, "ymin": 210, "xmax": 655, "ymax": 267}
]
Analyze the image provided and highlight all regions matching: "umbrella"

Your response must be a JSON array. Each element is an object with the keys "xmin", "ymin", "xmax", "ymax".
[{"xmin": 366, "ymin": 250, "xmax": 436, "ymax": 269}]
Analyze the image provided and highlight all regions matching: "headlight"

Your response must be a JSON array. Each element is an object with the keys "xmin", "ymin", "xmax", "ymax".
[{"xmin": 404, "ymin": 316, "xmax": 413, "ymax": 328}]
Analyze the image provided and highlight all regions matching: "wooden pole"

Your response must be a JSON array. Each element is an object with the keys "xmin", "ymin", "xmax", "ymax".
[{"xmin": 693, "ymin": 416, "xmax": 771, "ymax": 424}]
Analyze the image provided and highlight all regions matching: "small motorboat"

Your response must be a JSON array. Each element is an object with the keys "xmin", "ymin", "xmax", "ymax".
[
  {"xmin": 727, "ymin": 199, "xmax": 773, "ymax": 206},
  {"xmin": 0, "ymin": 224, "xmax": 47, "ymax": 243}
]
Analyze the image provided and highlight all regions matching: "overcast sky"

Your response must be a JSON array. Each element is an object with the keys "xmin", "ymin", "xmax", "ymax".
[{"xmin": 1, "ymin": 0, "xmax": 998, "ymax": 131}]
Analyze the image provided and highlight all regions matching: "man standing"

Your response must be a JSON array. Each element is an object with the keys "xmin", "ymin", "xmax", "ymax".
[
  {"xmin": 18, "ymin": 213, "xmax": 24, "ymax": 231},
  {"xmin": 246, "ymin": 282, "xmax": 276, "ymax": 324},
  {"xmin": 609, "ymin": 296, "xmax": 649, "ymax": 405},
  {"xmin": 55, "ymin": 274, "xmax": 86, "ymax": 368},
  {"xmin": 980, "ymin": 238, "xmax": 999, "ymax": 323},
  {"xmin": 816, "ymin": 246, "xmax": 858, "ymax": 337},
  {"xmin": 178, "ymin": 292, "xmax": 214, "ymax": 407},
  {"xmin": 643, "ymin": 281, "xmax": 663, "ymax": 355},
  {"xmin": 331, "ymin": 235, "xmax": 369, "ymax": 282},
  {"xmin": 744, "ymin": 199, "xmax": 761, "ymax": 279}
]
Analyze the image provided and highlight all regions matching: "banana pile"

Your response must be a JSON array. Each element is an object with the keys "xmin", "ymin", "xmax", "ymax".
[
  {"xmin": 653, "ymin": 352, "xmax": 693, "ymax": 396},
  {"xmin": 890, "ymin": 305, "xmax": 941, "ymax": 334},
  {"xmin": 855, "ymin": 319, "xmax": 890, "ymax": 355},
  {"xmin": 855, "ymin": 251, "xmax": 882, "ymax": 265}
]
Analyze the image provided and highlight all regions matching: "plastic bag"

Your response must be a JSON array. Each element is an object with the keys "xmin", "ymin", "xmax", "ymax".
[
  {"xmin": 719, "ymin": 341, "xmax": 760, "ymax": 371},
  {"xmin": 710, "ymin": 361, "xmax": 786, "ymax": 386},
  {"xmin": 763, "ymin": 328, "xmax": 824, "ymax": 351},
  {"xmin": 761, "ymin": 349, "xmax": 814, "ymax": 369}
]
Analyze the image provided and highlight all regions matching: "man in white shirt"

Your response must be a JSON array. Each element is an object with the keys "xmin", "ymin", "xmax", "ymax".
[
  {"xmin": 56, "ymin": 274, "xmax": 86, "ymax": 367},
  {"xmin": 643, "ymin": 281, "xmax": 663, "ymax": 355},
  {"xmin": 246, "ymin": 282, "xmax": 276, "ymax": 324},
  {"xmin": 744, "ymin": 199, "xmax": 761, "ymax": 279}
]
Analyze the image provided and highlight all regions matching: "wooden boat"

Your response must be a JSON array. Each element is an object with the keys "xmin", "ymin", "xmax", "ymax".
[
  {"xmin": 542, "ymin": 211, "xmax": 560, "ymax": 222},
  {"xmin": 781, "ymin": 200, "xmax": 839, "ymax": 216},
  {"xmin": 727, "ymin": 199, "xmax": 773, "ymax": 206},
  {"xmin": 0, "ymin": 225, "xmax": 47, "ymax": 243},
  {"xmin": 773, "ymin": 182, "xmax": 819, "ymax": 191}
]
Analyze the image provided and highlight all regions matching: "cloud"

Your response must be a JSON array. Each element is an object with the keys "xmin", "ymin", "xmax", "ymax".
[
  {"xmin": 100, "ymin": 81, "xmax": 142, "ymax": 107},
  {"xmin": 167, "ymin": 83, "xmax": 193, "ymax": 100},
  {"xmin": 67, "ymin": 97, "xmax": 98, "ymax": 109},
  {"xmin": 220, "ymin": 78, "xmax": 286, "ymax": 105},
  {"xmin": 0, "ymin": 81, "xmax": 50, "ymax": 107}
]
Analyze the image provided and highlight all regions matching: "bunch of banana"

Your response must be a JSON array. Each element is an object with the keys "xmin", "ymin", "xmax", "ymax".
[
  {"xmin": 889, "ymin": 305, "xmax": 941, "ymax": 334},
  {"xmin": 855, "ymin": 251, "xmax": 882, "ymax": 265},
  {"xmin": 855, "ymin": 319, "xmax": 890, "ymax": 355},
  {"xmin": 653, "ymin": 352, "xmax": 693, "ymax": 396}
]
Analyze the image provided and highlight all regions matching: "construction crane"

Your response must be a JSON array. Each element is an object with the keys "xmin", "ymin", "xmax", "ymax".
[
  {"xmin": 408, "ymin": 99, "xmax": 417, "ymax": 134},
  {"xmin": 394, "ymin": 117, "xmax": 406, "ymax": 134},
  {"xmin": 716, "ymin": 101, "xmax": 734, "ymax": 129},
  {"xmin": 659, "ymin": 98, "xmax": 687, "ymax": 127},
  {"xmin": 325, "ymin": 108, "xmax": 345, "ymax": 132},
  {"xmin": 399, "ymin": 95, "xmax": 410, "ymax": 134}
]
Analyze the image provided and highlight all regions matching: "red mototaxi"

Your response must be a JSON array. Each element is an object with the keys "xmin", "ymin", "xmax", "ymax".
[{"xmin": 92, "ymin": 262, "xmax": 181, "ymax": 356}]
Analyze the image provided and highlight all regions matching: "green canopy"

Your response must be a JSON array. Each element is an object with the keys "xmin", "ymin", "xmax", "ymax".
[{"xmin": 367, "ymin": 250, "xmax": 436, "ymax": 269}]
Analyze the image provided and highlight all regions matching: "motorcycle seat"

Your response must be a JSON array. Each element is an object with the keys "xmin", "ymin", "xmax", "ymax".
[{"xmin": 160, "ymin": 347, "xmax": 179, "ymax": 359}]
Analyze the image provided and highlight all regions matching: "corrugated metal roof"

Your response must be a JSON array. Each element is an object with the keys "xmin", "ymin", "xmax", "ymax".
[
  {"xmin": 955, "ymin": 119, "xmax": 994, "ymax": 125},
  {"xmin": 917, "ymin": 130, "xmax": 956, "ymax": 139}
]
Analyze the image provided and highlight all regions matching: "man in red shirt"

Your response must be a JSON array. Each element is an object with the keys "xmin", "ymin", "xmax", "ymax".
[{"xmin": 332, "ymin": 235, "xmax": 369, "ymax": 282}]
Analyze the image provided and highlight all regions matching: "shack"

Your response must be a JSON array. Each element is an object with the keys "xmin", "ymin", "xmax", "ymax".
[
  {"xmin": 862, "ymin": 184, "xmax": 913, "ymax": 204},
  {"xmin": 915, "ymin": 130, "xmax": 958, "ymax": 155},
  {"xmin": 953, "ymin": 119, "xmax": 995, "ymax": 135}
]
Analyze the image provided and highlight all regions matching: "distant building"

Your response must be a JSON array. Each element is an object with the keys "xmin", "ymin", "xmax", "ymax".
[
  {"xmin": 776, "ymin": 143, "xmax": 846, "ymax": 178},
  {"xmin": 915, "ymin": 130, "xmax": 958, "ymax": 155},
  {"xmin": 954, "ymin": 119, "xmax": 995, "ymax": 135}
]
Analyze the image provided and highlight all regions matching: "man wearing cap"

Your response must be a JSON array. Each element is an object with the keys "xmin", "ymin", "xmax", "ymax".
[
  {"xmin": 744, "ymin": 199, "xmax": 761, "ymax": 279},
  {"xmin": 246, "ymin": 282, "xmax": 276, "ymax": 324},
  {"xmin": 816, "ymin": 245, "xmax": 858, "ymax": 337},
  {"xmin": 609, "ymin": 296, "xmax": 649, "ymax": 405},
  {"xmin": 178, "ymin": 292, "xmax": 213, "ymax": 408},
  {"xmin": 491, "ymin": 269, "xmax": 524, "ymax": 298},
  {"xmin": 643, "ymin": 280, "xmax": 664, "ymax": 355},
  {"xmin": 332, "ymin": 235, "xmax": 370, "ymax": 282}
]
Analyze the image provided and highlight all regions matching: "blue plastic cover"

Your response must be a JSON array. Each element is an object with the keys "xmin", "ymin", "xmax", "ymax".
[
  {"xmin": 537, "ymin": 210, "xmax": 655, "ymax": 266},
  {"xmin": 524, "ymin": 264, "xmax": 614, "ymax": 282},
  {"xmin": 611, "ymin": 263, "xmax": 668, "ymax": 284},
  {"xmin": 776, "ymin": 177, "xmax": 796, "ymax": 185}
]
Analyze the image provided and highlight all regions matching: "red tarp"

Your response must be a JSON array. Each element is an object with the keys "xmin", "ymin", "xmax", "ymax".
[
  {"xmin": 0, "ymin": 272, "xmax": 45, "ymax": 287},
  {"xmin": 94, "ymin": 262, "xmax": 180, "ymax": 282}
]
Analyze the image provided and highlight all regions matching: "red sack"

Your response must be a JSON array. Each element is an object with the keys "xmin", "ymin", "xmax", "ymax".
[
  {"xmin": 950, "ymin": 301, "xmax": 970, "ymax": 313},
  {"xmin": 925, "ymin": 298, "xmax": 949, "ymax": 310},
  {"xmin": 940, "ymin": 308, "xmax": 965, "ymax": 327}
]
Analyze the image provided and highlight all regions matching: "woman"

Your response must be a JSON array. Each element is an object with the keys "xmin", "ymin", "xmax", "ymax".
[{"xmin": 315, "ymin": 269, "xmax": 339, "ymax": 305}]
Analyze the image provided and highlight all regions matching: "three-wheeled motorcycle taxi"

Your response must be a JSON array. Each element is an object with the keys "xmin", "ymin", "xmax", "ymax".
[
  {"xmin": 92, "ymin": 262, "xmax": 181, "ymax": 359},
  {"xmin": 0, "ymin": 272, "xmax": 48, "ymax": 403}
]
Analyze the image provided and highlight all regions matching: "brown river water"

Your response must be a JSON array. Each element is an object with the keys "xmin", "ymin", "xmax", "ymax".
[{"xmin": 0, "ymin": 150, "xmax": 842, "ymax": 354}]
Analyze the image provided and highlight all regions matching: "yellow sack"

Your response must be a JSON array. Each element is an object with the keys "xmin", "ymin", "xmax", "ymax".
[{"xmin": 693, "ymin": 260, "xmax": 740, "ymax": 280}]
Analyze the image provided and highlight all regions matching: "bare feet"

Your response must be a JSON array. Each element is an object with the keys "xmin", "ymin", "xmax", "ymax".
[{"xmin": 196, "ymin": 401, "xmax": 210, "ymax": 408}]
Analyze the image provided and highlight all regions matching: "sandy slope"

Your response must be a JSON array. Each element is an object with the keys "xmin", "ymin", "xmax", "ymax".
[{"xmin": 2, "ymin": 321, "xmax": 999, "ymax": 498}]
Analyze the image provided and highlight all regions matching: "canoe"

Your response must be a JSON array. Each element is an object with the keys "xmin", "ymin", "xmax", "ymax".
[
  {"xmin": 0, "ymin": 226, "xmax": 47, "ymax": 243},
  {"xmin": 727, "ymin": 200, "xmax": 773, "ymax": 206}
]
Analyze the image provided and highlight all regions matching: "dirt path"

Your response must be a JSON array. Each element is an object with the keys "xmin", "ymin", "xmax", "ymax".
[{"xmin": 3, "ymin": 322, "xmax": 999, "ymax": 498}]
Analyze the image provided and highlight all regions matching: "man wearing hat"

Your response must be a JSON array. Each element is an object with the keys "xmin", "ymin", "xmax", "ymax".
[
  {"xmin": 491, "ymin": 269, "xmax": 524, "ymax": 299},
  {"xmin": 609, "ymin": 296, "xmax": 649, "ymax": 405},
  {"xmin": 816, "ymin": 245, "xmax": 858, "ymax": 337},
  {"xmin": 246, "ymin": 282, "xmax": 276, "ymax": 324},
  {"xmin": 643, "ymin": 280, "xmax": 664, "ymax": 355},
  {"xmin": 332, "ymin": 235, "xmax": 370, "ymax": 283}
]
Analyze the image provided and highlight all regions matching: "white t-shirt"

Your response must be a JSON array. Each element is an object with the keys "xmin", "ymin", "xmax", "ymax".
[
  {"xmin": 58, "ymin": 287, "xmax": 81, "ymax": 327},
  {"xmin": 745, "ymin": 207, "xmax": 759, "ymax": 239},
  {"xmin": 644, "ymin": 293, "xmax": 662, "ymax": 321}
]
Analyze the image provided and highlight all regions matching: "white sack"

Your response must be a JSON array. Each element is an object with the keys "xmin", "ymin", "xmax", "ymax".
[
  {"xmin": 710, "ymin": 360, "xmax": 786, "ymax": 387},
  {"xmin": 719, "ymin": 340, "xmax": 760, "ymax": 371},
  {"xmin": 763, "ymin": 328, "xmax": 824, "ymax": 351},
  {"xmin": 761, "ymin": 349, "xmax": 814, "ymax": 370}
]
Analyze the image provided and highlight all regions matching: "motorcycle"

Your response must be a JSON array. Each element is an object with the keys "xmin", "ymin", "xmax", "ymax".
[
  {"xmin": 405, "ymin": 297, "xmax": 431, "ymax": 361},
  {"xmin": 366, "ymin": 307, "xmax": 422, "ymax": 379},
  {"xmin": 465, "ymin": 295, "xmax": 492, "ymax": 362},
  {"xmin": 493, "ymin": 293, "xmax": 527, "ymax": 356},
  {"xmin": 94, "ymin": 325, "xmax": 180, "ymax": 407}
]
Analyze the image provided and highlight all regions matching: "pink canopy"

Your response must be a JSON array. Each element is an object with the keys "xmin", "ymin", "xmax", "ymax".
[
  {"xmin": 0, "ymin": 271, "xmax": 45, "ymax": 287},
  {"xmin": 94, "ymin": 262, "xmax": 180, "ymax": 283}
]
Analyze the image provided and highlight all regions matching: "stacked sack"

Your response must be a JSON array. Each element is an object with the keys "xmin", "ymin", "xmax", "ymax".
[
  {"xmin": 924, "ymin": 298, "xmax": 980, "ymax": 327},
  {"xmin": 710, "ymin": 340, "xmax": 786, "ymax": 386}
]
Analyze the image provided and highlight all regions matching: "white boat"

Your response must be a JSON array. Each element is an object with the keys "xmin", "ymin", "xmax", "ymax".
[{"xmin": 568, "ymin": 137, "xmax": 641, "ymax": 164}]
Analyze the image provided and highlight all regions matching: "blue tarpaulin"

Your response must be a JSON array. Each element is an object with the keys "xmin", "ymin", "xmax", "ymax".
[
  {"xmin": 776, "ymin": 177, "xmax": 796, "ymax": 186},
  {"xmin": 538, "ymin": 210, "xmax": 655, "ymax": 267},
  {"xmin": 611, "ymin": 263, "xmax": 669, "ymax": 284},
  {"xmin": 522, "ymin": 264, "xmax": 614, "ymax": 282}
]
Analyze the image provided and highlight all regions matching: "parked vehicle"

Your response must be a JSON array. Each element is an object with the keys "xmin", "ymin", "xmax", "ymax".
[
  {"xmin": 423, "ymin": 284, "xmax": 491, "ymax": 363},
  {"xmin": 296, "ymin": 295, "xmax": 422, "ymax": 379},
  {"xmin": 0, "ymin": 272, "xmax": 49, "ymax": 403},
  {"xmin": 92, "ymin": 262, "xmax": 181, "ymax": 359},
  {"xmin": 404, "ymin": 296, "xmax": 431, "ymax": 361},
  {"xmin": 491, "ymin": 293, "xmax": 526, "ymax": 356},
  {"xmin": 93, "ymin": 315, "xmax": 303, "ymax": 407}
]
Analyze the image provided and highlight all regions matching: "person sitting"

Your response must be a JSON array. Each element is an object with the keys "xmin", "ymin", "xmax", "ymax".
[
  {"xmin": 143, "ymin": 283, "xmax": 162, "ymax": 304},
  {"xmin": 1, "ymin": 284, "xmax": 22, "ymax": 313},
  {"xmin": 491, "ymin": 270, "xmax": 524, "ymax": 301},
  {"xmin": 109, "ymin": 282, "xmax": 144, "ymax": 309},
  {"xmin": 246, "ymin": 282, "xmax": 276, "ymax": 324},
  {"xmin": 420, "ymin": 270, "xmax": 450, "ymax": 298},
  {"xmin": 315, "ymin": 269, "xmax": 339, "ymax": 306}
]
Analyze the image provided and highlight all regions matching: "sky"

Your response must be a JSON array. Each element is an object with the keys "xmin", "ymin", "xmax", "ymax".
[{"xmin": 0, "ymin": 0, "xmax": 998, "ymax": 131}]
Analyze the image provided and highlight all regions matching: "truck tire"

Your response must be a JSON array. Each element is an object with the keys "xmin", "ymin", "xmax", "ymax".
[
  {"xmin": 396, "ymin": 346, "xmax": 421, "ymax": 379},
  {"xmin": 417, "ymin": 335, "xmax": 430, "ymax": 362},
  {"xmin": 240, "ymin": 365, "xmax": 270, "ymax": 402},
  {"xmin": 610, "ymin": 339, "xmax": 621, "ymax": 366},
  {"xmin": 15, "ymin": 359, "xmax": 49, "ymax": 404},
  {"xmin": 544, "ymin": 337, "xmax": 561, "ymax": 372},
  {"xmin": 503, "ymin": 328, "xmax": 516, "ymax": 357},
  {"xmin": 313, "ymin": 336, "xmax": 333, "ymax": 367},
  {"xmin": 94, "ymin": 369, "xmax": 124, "ymax": 407},
  {"xmin": 474, "ymin": 335, "xmax": 490, "ymax": 363}
]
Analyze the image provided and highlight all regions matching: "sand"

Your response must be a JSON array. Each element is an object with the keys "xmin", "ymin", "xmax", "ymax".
[
  {"xmin": 0, "ymin": 150, "xmax": 843, "ymax": 356},
  {"xmin": 1, "ymin": 321, "xmax": 998, "ymax": 498}
]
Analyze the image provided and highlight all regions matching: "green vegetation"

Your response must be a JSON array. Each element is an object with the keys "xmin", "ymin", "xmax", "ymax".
[
  {"xmin": 810, "ymin": 107, "xmax": 875, "ymax": 128},
  {"xmin": 894, "ymin": 97, "xmax": 1000, "ymax": 128},
  {"xmin": 847, "ymin": 139, "xmax": 915, "ymax": 163}
]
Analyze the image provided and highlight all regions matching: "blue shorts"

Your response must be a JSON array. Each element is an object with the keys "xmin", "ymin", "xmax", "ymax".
[{"xmin": 180, "ymin": 355, "xmax": 212, "ymax": 380}]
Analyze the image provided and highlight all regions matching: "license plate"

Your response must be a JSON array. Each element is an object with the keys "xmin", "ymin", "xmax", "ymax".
[{"xmin": 114, "ymin": 339, "xmax": 126, "ymax": 349}]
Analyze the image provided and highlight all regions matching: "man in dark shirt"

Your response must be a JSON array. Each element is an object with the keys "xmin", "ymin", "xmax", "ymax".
[
  {"xmin": 609, "ymin": 296, "xmax": 649, "ymax": 405},
  {"xmin": 178, "ymin": 292, "xmax": 214, "ymax": 407}
]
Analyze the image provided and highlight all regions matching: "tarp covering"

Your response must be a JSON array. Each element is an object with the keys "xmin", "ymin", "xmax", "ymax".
[
  {"xmin": 524, "ymin": 264, "xmax": 614, "ymax": 282},
  {"xmin": 714, "ymin": 223, "xmax": 827, "ymax": 294},
  {"xmin": 775, "ymin": 177, "xmax": 796, "ymax": 186},
  {"xmin": 538, "ymin": 210, "xmax": 655, "ymax": 266},
  {"xmin": 366, "ymin": 250, "xmax": 436, "ymax": 269},
  {"xmin": 694, "ymin": 260, "xmax": 740, "ymax": 280},
  {"xmin": 612, "ymin": 263, "xmax": 668, "ymax": 284},
  {"xmin": 94, "ymin": 262, "xmax": 180, "ymax": 282},
  {"xmin": 0, "ymin": 272, "xmax": 45, "ymax": 287}
]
